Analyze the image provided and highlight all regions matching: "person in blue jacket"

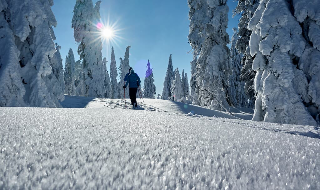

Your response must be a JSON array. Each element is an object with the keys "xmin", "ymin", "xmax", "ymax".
[{"xmin": 123, "ymin": 67, "xmax": 141, "ymax": 107}]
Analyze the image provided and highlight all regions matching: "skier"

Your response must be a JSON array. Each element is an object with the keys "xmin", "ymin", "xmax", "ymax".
[{"xmin": 123, "ymin": 67, "xmax": 141, "ymax": 108}]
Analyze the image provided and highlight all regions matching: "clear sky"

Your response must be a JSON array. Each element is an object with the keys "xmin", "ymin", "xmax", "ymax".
[{"xmin": 52, "ymin": 0, "xmax": 240, "ymax": 96}]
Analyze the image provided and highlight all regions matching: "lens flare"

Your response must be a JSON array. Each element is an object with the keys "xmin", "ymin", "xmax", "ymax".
[{"xmin": 96, "ymin": 22, "xmax": 103, "ymax": 29}]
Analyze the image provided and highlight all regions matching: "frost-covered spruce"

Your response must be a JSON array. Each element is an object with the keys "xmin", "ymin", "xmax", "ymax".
[
  {"xmin": 293, "ymin": 0, "xmax": 320, "ymax": 124},
  {"xmin": 188, "ymin": 0, "xmax": 230, "ymax": 110},
  {"xmin": 45, "ymin": 44, "xmax": 65, "ymax": 106},
  {"xmin": 0, "ymin": 0, "xmax": 64, "ymax": 107},
  {"xmin": 118, "ymin": 46, "xmax": 131, "ymax": 99},
  {"xmin": 189, "ymin": 53, "xmax": 199, "ymax": 105},
  {"xmin": 171, "ymin": 68, "xmax": 184, "ymax": 101},
  {"xmin": 234, "ymin": 0, "xmax": 259, "ymax": 108},
  {"xmin": 162, "ymin": 54, "xmax": 174, "ymax": 100},
  {"xmin": 181, "ymin": 69, "xmax": 190, "ymax": 99},
  {"xmin": 249, "ymin": 0, "xmax": 317, "ymax": 126},
  {"xmin": 183, "ymin": 71, "xmax": 190, "ymax": 98},
  {"xmin": 143, "ymin": 60, "xmax": 156, "ymax": 98},
  {"xmin": 102, "ymin": 58, "xmax": 112, "ymax": 98},
  {"xmin": 72, "ymin": 0, "xmax": 104, "ymax": 98},
  {"xmin": 228, "ymin": 28, "xmax": 247, "ymax": 107},
  {"xmin": 0, "ymin": 4, "xmax": 25, "ymax": 107},
  {"xmin": 110, "ymin": 47, "xmax": 119, "ymax": 99},
  {"xmin": 74, "ymin": 60, "xmax": 85, "ymax": 96},
  {"xmin": 64, "ymin": 48, "xmax": 76, "ymax": 95}
]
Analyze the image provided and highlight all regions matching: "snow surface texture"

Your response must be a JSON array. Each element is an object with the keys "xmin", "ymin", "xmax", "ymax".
[{"xmin": 1, "ymin": 97, "xmax": 319, "ymax": 189}]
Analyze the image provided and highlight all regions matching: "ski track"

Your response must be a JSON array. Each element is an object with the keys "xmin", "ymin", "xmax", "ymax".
[{"xmin": 0, "ymin": 99, "xmax": 319, "ymax": 189}]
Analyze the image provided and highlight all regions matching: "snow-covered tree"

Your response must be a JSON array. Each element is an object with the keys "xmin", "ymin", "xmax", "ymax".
[
  {"xmin": 45, "ymin": 43, "xmax": 65, "ymax": 105},
  {"xmin": 181, "ymin": 69, "xmax": 190, "ymax": 98},
  {"xmin": 118, "ymin": 46, "xmax": 131, "ymax": 99},
  {"xmin": 64, "ymin": 48, "xmax": 76, "ymax": 95},
  {"xmin": 74, "ymin": 60, "xmax": 85, "ymax": 96},
  {"xmin": 0, "ymin": 4, "xmax": 26, "ymax": 107},
  {"xmin": 102, "ymin": 58, "xmax": 111, "ymax": 98},
  {"xmin": 0, "ymin": 0, "xmax": 64, "ymax": 107},
  {"xmin": 293, "ymin": 0, "xmax": 320, "ymax": 124},
  {"xmin": 249, "ymin": 0, "xmax": 318, "ymax": 126},
  {"xmin": 189, "ymin": 53, "xmax": 199, "ymax": 105},
  {"xmin": 171, "ymin": 68, "xmax": 184, "ymax": 101},
  {"xmin": 162, "ymin": 54, "xmax": 174, "ymax": 100},
  {"xmin": 188, "ymin": 0, "xmax": 230, "ymax": 110},
  {"xmin": 233, "ymin": 0, "xmax": 260, "ymax": 108},
  {"xmin": 144, "ymin": 60, "xmax": 156, "ymax": 98},
  {"xmin": 72, "ymin": 0, "xmax": 104, "ymax": 98},
  {"xmin": 228, "ymin": 28, "xmax": 247, "ymax": 107},
  {"xmin": 110, "ymin": 47, "xmax": 119, "ymax": 99}
]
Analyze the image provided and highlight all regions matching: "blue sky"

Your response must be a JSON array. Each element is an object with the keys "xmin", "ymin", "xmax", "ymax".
[{"xmin": 52, "ymin": 0, "xmax": 240, "ymax": 96}]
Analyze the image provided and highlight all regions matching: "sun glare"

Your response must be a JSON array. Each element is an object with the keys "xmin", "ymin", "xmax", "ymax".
[
  {"xmin": 94, "ymin": 19, "xmax": 124, "ymax": 54},
  {"xmin": 101, "ymin": 27, "xmax": 114, "ymax": 40}
]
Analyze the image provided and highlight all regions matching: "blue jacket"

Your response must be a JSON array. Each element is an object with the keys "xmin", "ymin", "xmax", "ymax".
[{"xmin": 124, "ymin": 69, "xmax": 141, "ymax": 88}]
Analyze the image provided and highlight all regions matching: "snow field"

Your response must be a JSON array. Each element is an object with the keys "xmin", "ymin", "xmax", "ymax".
[{"xmin": 0, "ymin": 104, "xmax": 319, "ymax": 189}]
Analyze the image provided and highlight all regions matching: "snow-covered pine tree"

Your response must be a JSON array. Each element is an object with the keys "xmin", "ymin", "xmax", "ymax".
[
  {"xmin": 45, "ymin": 43, "xmax": 65, "ymax": 106},
  {"xmin": 143, "ymin": 60, "xmax": 156, "ymax": 98},
  {"xmin": 184, "ymin": 72, "xmax": 190, "ymax": 98},
  {"xmin": 0, "ymin": 0, "xmax": 64, "ymax": 107},
  {"xmin": 293, "ymin": 0, "xmax": 320, "ymax": 124},
  {"xmin": 228, "ymin": 28, "xmax": 247, "ymax": 107},
  {"xmin": 181, "ymin": 69, "xmax": 186, "ymax": 98},
  {"xmin": 64, "ymin": 48, "xmax": 76, "ymax": 95},
  {"xmin": 72, "ymin": 0, "xmax": 104, "ymax": 98},
  {"xmin": 102, "ymin": 58, "xmax": 111, "ymax": 98},
  {"xmin": 171, "ymin": 68, "xmax": 184, "ymax": 101},
  {"xmin": 74, "ymin": 60, "xmax": 85, "ymax": 96},
  {"xmin": 109, "ymin": 47, "xmax": 119, "ymax": 99},
  {"xmin": 181, "ymin": 69, "xmax": 190, "ymax": 99},
  {"xmin": 118, "ymin": 46, "xmax": 131, "ymax": 99},
  {"xmin": 188, "ymin": 0, "xmax": 230, "ymax": 110},
  {"xmin": 233, "ymin": 0, "xmax": 260, "ymax": 108},
  {"xmin": 162, "ymin": 54, "xmax": 174, "ymax": 100},
  {"xmin": 189, "ymin": 53, "xmax": 199, "ymax": 105},
  {"xmin": 248, "ymin": 0, "xmax": 318, "ymax": 126},
  {"xmin": 0, "ymin": 2, "xmax": 26, "ymax": 106}
]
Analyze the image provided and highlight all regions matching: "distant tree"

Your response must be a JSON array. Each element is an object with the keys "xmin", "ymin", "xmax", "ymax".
[
  {"xmin": 181, "ymin": 69, "xmax": 189, "ymax": 98},
  {"xmin": 64, "ymin": 48, "xmax": 76, "ymax": 95},
  {"xmin": 102, "ymin": 58, "xmax": 112, "ymax": 98},
  {"xmin": 171, "ymin": 68, "xmax": 184, "ymax": 101},
  {"xmin": 110, "ymin": 47, "xmax": 119, "ymax": 99},
  {"xmin": 162, "ymin": 54, "xmax": 174, "ymax": 100},
  {"xmin": 144, "ymin": 60, "xmax": 156, "ymax": 98},
  {"xmin": 228, "ymin": 28, "xmax": 247, "ymax": 107},
  {"xmin": 118, "ymin": 46, "xmax": 131, "ymax": 98},
  {"xmin": 74, "ymin": 60, "xmax": 85, "ymax": 96}
]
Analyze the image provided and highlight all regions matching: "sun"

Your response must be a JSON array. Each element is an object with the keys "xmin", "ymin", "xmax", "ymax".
[{"xmin": 101, "ymin": 27, "xmax": 114, "ymax": 40}]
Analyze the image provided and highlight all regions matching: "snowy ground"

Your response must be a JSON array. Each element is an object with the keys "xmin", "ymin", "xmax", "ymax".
[{"xmin": 0, "ymin": 96, "xmax": 319, "ymax": 189}]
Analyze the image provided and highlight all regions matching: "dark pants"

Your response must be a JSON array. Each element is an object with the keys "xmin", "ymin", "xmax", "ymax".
[{"xmin": 129, "ymin": 88, "xmax": 138, "ymax": 106}]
